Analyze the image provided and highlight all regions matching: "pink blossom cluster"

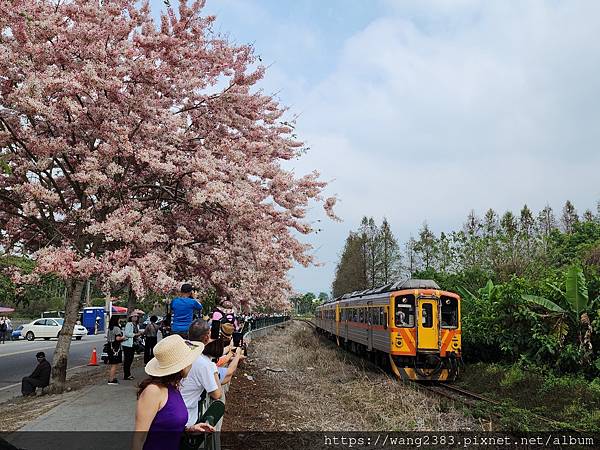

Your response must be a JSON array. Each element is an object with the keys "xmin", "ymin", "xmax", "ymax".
[{"xmin": 0, "ymin": 0, "xmax": 338, "ymax": 309}]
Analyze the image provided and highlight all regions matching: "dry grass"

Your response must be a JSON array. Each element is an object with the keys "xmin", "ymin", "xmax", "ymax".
[{"xmin": 226, "ymin": 322, "xmax": 478, "ymax": 431}]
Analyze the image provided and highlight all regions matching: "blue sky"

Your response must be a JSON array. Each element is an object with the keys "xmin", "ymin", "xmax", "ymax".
[{"xmin": 150, "ymin": 0, "xmax": 600, "ymax": 295}]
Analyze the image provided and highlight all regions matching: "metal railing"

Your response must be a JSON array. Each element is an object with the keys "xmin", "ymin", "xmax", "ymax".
[{"xmin": 242, "ymin": 315, "xmax": 290, "ymax": 335}]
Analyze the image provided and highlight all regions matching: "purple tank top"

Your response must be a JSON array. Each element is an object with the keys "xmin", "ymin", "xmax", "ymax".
[{"xmin": 143, "ymin": 385, "xmax": 188, "ymax": 450}]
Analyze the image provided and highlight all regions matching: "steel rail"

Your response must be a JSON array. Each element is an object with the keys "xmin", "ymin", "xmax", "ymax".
[{"xmin": 421, "ymin": 383, "xmax": 585, "ymax": 432}]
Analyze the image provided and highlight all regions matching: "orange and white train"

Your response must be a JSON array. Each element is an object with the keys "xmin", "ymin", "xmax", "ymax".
[{"xmin": 315, "ymin": 279, "xmax": 462, "ymax": 381}]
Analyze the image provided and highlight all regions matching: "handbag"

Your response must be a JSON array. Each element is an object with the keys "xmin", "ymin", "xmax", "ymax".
[
  {"xmin": 134, "ymin": 339, "xmax": 145, "ymax": 354},
  {"xmin": 101, "ymin": 342, "xmax": 110, "ymax": 364}
]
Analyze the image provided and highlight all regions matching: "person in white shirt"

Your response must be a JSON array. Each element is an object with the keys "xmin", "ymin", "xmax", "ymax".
[{"xmin": 180, "ymin": 319, "xmax": 222, "ymax": 427}]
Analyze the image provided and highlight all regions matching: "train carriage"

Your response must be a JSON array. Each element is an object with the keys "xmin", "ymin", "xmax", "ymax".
[{"xmin": 315, "ymin": 279, "xmax": 462, "ymax": 381}]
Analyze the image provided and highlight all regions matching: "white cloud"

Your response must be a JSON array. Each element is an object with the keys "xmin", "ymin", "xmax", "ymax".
[{"xmin": 282, "ymin": 1, "xmax": 600, "ymax": 293}]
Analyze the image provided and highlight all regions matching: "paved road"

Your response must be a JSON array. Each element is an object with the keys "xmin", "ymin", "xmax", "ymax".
[{"xmin": 0, "ymin": 334, "xmax": 106, "ymax": 402}]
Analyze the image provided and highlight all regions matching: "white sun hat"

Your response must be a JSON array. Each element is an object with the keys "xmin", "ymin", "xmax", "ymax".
[{"xmin": 145, "ymin": 335, "xmax": 204, "ymax": 377}]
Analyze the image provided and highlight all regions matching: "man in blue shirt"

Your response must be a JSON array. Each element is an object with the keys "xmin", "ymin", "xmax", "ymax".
[{"xmin": 171, "ymin": 283, "xmax": 203, "ymax": 339}]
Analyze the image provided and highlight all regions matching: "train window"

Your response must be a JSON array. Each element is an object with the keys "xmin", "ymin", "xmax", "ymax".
[
  {"xmin": 372, "ymin": 308, "xmax": 379, "ymax": 325},
  {"xmin": 395, "ymin": 295, "xmax": 415, "ymax": 327},
  {"xmin": 358, "ymin": 309, "xmax": 364, "ymax": 323},
  {"xmin": 380, "ymin": 308, "xmax": 385, "ymax": 326},
  {"xmin": 421, "ymin": 303, "xmax": 433, "ymax": 328}
]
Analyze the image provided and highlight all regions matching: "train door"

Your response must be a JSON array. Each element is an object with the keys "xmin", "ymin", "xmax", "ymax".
[
  {"xmin": 344, "ymin": 306, "xmax": 349, "ymax": 340},
  {"xmin": 367, "ymin": 301, "xmax": 373, "ymax": 351},
  {"xmin": 335, "ymin": 304, "xmax": 340, "ymax": 346},
  {"xmin": 417, "ymin": 298, "xmax": 438, "ymax": 351}
]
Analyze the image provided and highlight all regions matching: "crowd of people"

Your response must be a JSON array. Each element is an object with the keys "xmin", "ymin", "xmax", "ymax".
[
  {"xmin": 103, "ymin": 283, "xmax": 253, "ymax": 450},
  {"xmin": 12, "ymin": 282, "xmax": 285, "ymax": 447}
]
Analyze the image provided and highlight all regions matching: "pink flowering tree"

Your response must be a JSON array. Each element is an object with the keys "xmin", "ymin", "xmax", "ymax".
[{"xmin": 0, "ymin": 0, "xmax": 337, "ymax": 392}]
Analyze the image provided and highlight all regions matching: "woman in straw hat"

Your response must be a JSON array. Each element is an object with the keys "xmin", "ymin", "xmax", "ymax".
[{"xmin": 132, "ymin": 335, "xmax": 215, "ymax": 450}]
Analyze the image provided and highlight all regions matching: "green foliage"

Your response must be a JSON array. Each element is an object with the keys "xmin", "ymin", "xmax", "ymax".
[
  {"xmin": 565, "ymin": 265, "xmax": 588, "ymax": 317},
  {"xmin": 0, "ymin": 255, "xmax": 66, "ymax": 318},
  {"xmin": 290, "ymin": 292, "xmax": 322, "ymax": 315},
  {"xmin": 522, "ymin": 294, "xmax": 565, "ymax": 313},
  {"xmin": 500, "ymin": 365, "xmax": 526, "ymax": 388}
]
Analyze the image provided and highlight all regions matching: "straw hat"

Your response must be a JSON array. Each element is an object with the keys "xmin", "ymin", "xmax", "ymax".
[
  {"xmin": 221, "ymin": 322, "xmax": 234, "ymax": 338},
  {"xmin": 145, "ymin": 335, "xmax": 204, "ymax": 377}
]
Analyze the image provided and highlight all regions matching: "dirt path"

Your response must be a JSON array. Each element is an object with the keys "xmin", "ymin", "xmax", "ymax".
[{"xmin": 223, "ymin": 321, "xmax": 478, "ymax": 431}]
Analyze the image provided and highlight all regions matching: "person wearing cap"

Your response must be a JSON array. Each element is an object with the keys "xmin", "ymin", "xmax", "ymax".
[
  {"xmin": 170, "ymin": 283, "xmax": 203, "ymax": 340},
  {"xmin": 22, "ymin": 352, "xmax": 51, "ymax": 396},
  {"xmin": 132, "ymin": 335, "xmax": 215, "ymax": 450}
]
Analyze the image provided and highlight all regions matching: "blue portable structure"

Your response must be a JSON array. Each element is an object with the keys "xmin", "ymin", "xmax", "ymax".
[{"xmin": 83, "ymin": 307, "xmax": 105, "ymax": 335}]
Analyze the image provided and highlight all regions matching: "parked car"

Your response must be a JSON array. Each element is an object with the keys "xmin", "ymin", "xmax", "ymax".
[
  {"xmin": 21, "ymin": 318, "xmax": 87, "ymax": 341},
  {"xmin": 11, "ymin": 324, "xmax": 24, "ymax": 340}
]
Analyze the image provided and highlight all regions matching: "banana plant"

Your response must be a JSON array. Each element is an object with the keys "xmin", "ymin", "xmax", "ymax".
[
  {"xmin": 522, "ymin": 265, "xmax": 598, "ymax": 354},
  {"xmin": 458, "ymin": 280, "xmax": 499, "ymax": 303}
]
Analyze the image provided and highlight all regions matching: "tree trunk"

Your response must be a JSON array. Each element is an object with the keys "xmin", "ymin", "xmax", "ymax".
[
  {"xmin": 49, "ymin": 279, "xmax": 85, "ymax": 393},
  {"xmin": 127, "ymin": 285, "xmax": 136, "ymax": 315}
]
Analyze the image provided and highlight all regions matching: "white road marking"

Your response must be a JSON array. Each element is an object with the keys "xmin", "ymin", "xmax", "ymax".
[{"xmin": 0, "ymin": 336, "xmax": 105, "ymax": 359}]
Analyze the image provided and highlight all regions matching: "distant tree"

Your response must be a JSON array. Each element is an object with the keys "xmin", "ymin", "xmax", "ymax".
[
  {"xmin": 583, "ymin": 209, "xmax": 595, "ymax": 223},
  {"xmin": 538, "ymin": 204, "xmax": 558, "ymax": 238},
  {"xmin": 332, "ymin": 232, "xmax": 368, "ymax": 297},
  {"xmin": 460, "ymin": 210, "xmax": 483, "ymax": 271},
  {"xmin": 318, "ymin": 292, "xmax": 329, "ymax": 302},
  {"xmin": 359, "ymin": 217, "xmax": 383, "ymax": 288},
  {"xmin": 519, "ymin": 204, "xmax": 536, "ymax": 261},
  {"xmin": 484, "ymin": 209, "xmax": 500, "ymax": 237},
  {"xmin": 483, "ymin": 209, "xmax": 501, "ymax": 271},
  {"xmin": 301, "ymin": 292, "xmax": 316, "ymax": 315},
  {"xmin": 403, "ymin": 236, "xmax": 420, "ymax": 277},
  {"xmin": 436, "ymin": 232, "xmax": 454, "ymax": 273},
  {"xmin": 464, "ymin": 210, "xmax": 481, "ymax": 236},
  {"xmin": 500, "ymin": 211, "xmax": 519, "ymax": 274},
  {"xmin": 561, "ymin": 200, "xmax": 579, "ymax": 233},
  {"xmin": 414, "ymin": 222, "xmax": 437, "ymax": 271},
  {"xmin": 378, "ymin": 218, "xmax": 402, "ymax": 284}
]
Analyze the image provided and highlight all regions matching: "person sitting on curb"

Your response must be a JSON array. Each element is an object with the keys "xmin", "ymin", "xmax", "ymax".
[{"xmin": 22, "ymin": 352, "xmax": 51, "ymax": 396}]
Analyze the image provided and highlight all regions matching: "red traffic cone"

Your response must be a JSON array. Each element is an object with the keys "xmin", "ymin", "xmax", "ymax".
[{"xmin": 88, "ymin": 347, "xmax": 99, "ymax": 366}]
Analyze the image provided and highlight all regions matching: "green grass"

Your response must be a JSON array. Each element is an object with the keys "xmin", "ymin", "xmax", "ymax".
[{"xmin": 456, "ymin": 363, "xmax": 600, "ymax": 432}]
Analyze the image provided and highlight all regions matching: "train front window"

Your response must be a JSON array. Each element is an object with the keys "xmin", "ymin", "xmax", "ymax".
[
  {"xmin": 395, "ymin": 295, "xmax": 415, "ymax": 327},
  {"xmin": 421, "ymin": 303, "xmax": 433, "ymax": 328},
  {"xmin": 441, "ymin": 297, "xmax": 458, "ymax": 328}
]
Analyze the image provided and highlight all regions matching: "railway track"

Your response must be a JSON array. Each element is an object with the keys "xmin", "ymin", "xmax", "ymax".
[
  {"xmin": 293, "ymin": 318, "xmax": 316, "ymax": 328},
  {"xmin": 420, "ymin": 382, "xmax": 585, "ymax": 432}
]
